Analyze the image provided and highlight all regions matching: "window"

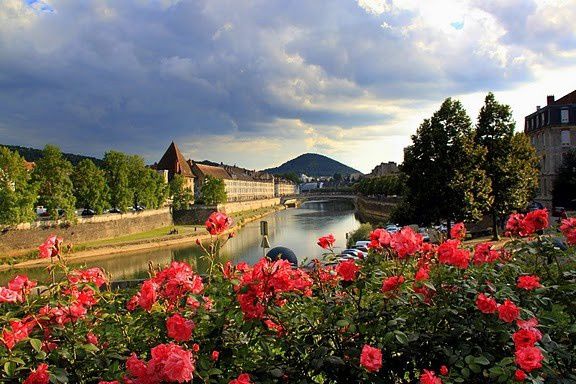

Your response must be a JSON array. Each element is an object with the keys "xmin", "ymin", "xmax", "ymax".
[
  {"xmin": 561, "ymin": 109, "xmax": 569, "ymax": 123},
  {"xmin": 561, "ymin": 130, "xmax": 570, "ymax": 146}
]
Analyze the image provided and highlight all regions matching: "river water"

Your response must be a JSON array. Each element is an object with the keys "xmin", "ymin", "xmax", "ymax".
[{"xmin": 1, "ymin": 200, "xmax": 361, "ymax": 284}]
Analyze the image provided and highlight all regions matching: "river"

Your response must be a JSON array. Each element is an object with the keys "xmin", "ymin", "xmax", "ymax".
[{"xmin": 0, "ymin": 200, "xmax": 361, "ymax": 283}]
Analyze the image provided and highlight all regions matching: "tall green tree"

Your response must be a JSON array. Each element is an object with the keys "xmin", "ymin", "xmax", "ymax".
[
  {"xmin": 104, "ymin": 151, "xmax": 132, "ymax": 211},
  {"xmin": 170, "ymin": 174, "xmax": 194, "ymax": 210},
  {"xmin": 200, "ymin": 175, "xmax": 227, "ymax": 205},
  {"xmin": 32, "ymin": 145, "xmax": 76, "ymax": 220},
  {"xmin": 553, "ymin": 149, "xmax": 576, "ymax": 210},
  {"xmin": 125, "ymin": 155, "xmax": 168, "ymax": 209},
  {"xmin": 401, "ymin": 98, "xmax": 491, "ymax": 228},
  {"xmin": 0, "ymin": 147, "xmax": 38, "ymax": 225},
  {"xmin": 475, "ymin": 93, "xmax": 539, "ymax": 239},
  {"xmin": 71, "ymin": 159, "xmax": 109, "ymax": 214}
]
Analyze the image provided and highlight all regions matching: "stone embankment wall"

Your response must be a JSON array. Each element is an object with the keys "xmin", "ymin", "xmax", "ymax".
[
  {"xmin": 0, "ymin": 208, "xmax": 173, "ymax": 253},
  {"xmin": 356, "ymin": 196, "xmax": 400, "ymax": 224},
  {"xmin": 174, "ymin": 198, "xmax": 281, "ymax": 225}
]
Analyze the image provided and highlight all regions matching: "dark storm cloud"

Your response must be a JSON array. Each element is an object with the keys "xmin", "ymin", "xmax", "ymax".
[{"xmin": 0, "ymin": 0, "xmax": 573, "ymax": 163}]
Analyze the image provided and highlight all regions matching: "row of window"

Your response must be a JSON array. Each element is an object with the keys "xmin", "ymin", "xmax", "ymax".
[{"xmin": 526, "ymin": 109, "xmax": 571, "ymax": 130}]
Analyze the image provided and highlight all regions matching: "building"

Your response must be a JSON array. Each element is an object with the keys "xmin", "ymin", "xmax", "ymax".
[
  {"xmin": 189, "ymin": 161, "xmax": 276, "ymax": 202},
  {"xmin": 274, "ymin": 177, "xmax": 298, "ymax": 196},
  {"xmin": 155, "ymin": 142, "xmax": 195, "ymax": 193},
  {"xmin": 524, "ymin": 90, "xmax": 576, "ymax": 207},
  {"xmin": 370, "ymin": 161, "xmax": 399, "ymax": 177}
]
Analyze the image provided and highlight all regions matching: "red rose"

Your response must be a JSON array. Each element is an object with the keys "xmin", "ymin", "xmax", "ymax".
[
  {"xmin": 415, "ymin": 266, "xmax": 430, "ymax": 281},
  {"xmin": 166, "ymin": 313, "xmax": 195, "ymax": 342},
  {"xmin": 439, "ymin": 365, "xmax": 448, "ymax": 376},
  {"xmin": 560, "ymin": 218, "xmax": 576, "ymax": 245},
  {"xmin": 473, "ymin": 242, "xmax": 500, "ymax": 265},
  {"xmin": 205, "ymin": 212, "xmax": 232, "ymax": 235},
  {"xmin": 381, "ymin": 275, "xmax": 405, "ymax": 292},
  {"xmin": 437, "ymin": 240, "xmax": 470, "ymax": 269},
  {"xmin": 514, "ymin": 369, "xmax": 527, "ymax": 381},
  {"xmin": 360, "ymin": 344, "xmax": 382, "ymax": 372},
  {"xmin": 498, "ymin": 299, "xmax": 520, "ymax": 323},
  {"xmin": 476, "ymin": 293, "xmax": 498, "ymax": 314},
  {"xmin": 524, "ymin": 209, "xmax": 548, "ymax": 232},
  {"xmin": 158, "ymin": 344, "xmax": 196, "ymax": 382},
  {"xmin": 336, "ymin": 260, "xmax": 360, "ymax": 281},
  {"xmin": 23, "ymin": 363, "xmax": 49, "ymax": 384},
  {"xmin": 0, "ymin": 287, "xmax": 22, "ymax": 304},
  {"xmin": 420, "ymin": 369, "xmax": 442, "ymax": 384},
  {"xmin": 369, "ymin": 228, "xmax": 391, "ymax": 249},
  {"xmin": 390, "ymin": 227, "xmax": 423, "ymax": 258},
  {"xmin": 515, "ymin": 346, "xmax": 543, "ymax": 372},
  {"xmin": 211, "ymin": 350, "xmax": 220, "ymax": 361},
  {"xmin": 317, "ymin": 234, "xmax": 336, "ymax": 249},
  {"xmin": 8, "ymin": 275, "xmax": 37, "ymax": 294},
  {"xmin": 86, "ymin": 332, "xmax": 99, "ymax": 346},
  {"xmin": 513, "ymin": 328, "xmax": 541, "ymax": 349},
  {"xmin": 450, "ymin": 222, "xmax": 466, "ymax": 240},
  {"xmin": 517, "ymin": 275, "xmax": 541, "ymax": 290},
  {"xmin": 138, "ymin": 280, "xmax": 158, "ymax": 311},
  {"xmin": 230, "ymin": 373, "xmax": 252, "ymax": 384}
]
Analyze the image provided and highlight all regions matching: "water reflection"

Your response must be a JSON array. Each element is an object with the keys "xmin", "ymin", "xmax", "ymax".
[{"xmin": 0, "ymin": 200, "xmax": 359, "ymax": 284}]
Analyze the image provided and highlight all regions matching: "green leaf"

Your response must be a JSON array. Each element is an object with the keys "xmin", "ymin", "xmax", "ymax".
[
  {"xmin": 394, "ymin": 331, "xmax": 408, "ymax": 345},
  {"xmin": 29, "ymin": 338, "xmax": 42, "ymax": 353},
  {"xmin": 336, "ymin": 319, "xmax": 349, "ymax": 327},
  {"xmin": 474, "ymin": 356, "xmax": 490, "ymax": 365},
  {"xmin": 4, "ymin": 361, "xmax": 15, "ymax": 377}
]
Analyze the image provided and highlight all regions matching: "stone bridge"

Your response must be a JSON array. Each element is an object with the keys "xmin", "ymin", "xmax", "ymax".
[{"xmin": 280, "ymin": 194, "xmax": 358, "ymax": 208}]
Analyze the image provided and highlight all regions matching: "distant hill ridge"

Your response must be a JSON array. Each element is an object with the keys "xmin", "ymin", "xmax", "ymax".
[
  {"xmin": 2, "ymin": 144, "xmax": 104, "ymax": 167},
  {"xmin": 263, "ymin": 153, "xmax": 362, "ymax": 177}
]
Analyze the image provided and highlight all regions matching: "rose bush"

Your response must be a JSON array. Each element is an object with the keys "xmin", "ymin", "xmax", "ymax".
[{"xmin": 0, "ymin": 209, "xmax": 574, "ymax": 383}]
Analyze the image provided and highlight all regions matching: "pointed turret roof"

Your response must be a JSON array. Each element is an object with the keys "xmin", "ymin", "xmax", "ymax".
[{"xmin": 157, "ymin": 142, "xmax": 194, "ymax": 178}]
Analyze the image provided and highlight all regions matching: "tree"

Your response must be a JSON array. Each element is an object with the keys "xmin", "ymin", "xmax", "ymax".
[
  {"xmin": 125, "ymin": 155, "xmax": 168, "ymax": 210},
  {"xmin": 71, "ymin": 159, "xmax": 109, "ymax": 214},
  {"xmin": 0, "ymin": 147, "xmax": 38, "ymax": 225},
  {"xmin": 32, "ymin": 145, "xmax": 76, "ymax": 220},
  {"xmin": 475, "ymin": 93, "xmax": 539, "ymax": 239},
  {"xmin": 401, "ymin": 98, "xmax": 491, "ymax": 228},
  {"xmin": 104, "ymin": 151, "xmax": 132, "ymax": 211},
  {"xmin": 200, "ymin": 175, "xmax": 227, "ymax": 205},
  {"xmin": 553, "ymin": 149, "xmax": 576, "ymax": 210},
  {"xmin": 278, "ymin": 172, "xmax": 300, "ymax": 184},
  {"xmin": 170, "ymin": 174, "xmax": 194, "ymax": 210}
]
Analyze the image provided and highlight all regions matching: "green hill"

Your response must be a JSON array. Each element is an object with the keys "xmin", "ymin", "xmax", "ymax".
[
  {"xmin": 263, "ymin": 153, "xmax": 362, "ymax": 178},
  {"xmin": 2, "ymin": 144, "xmax": 104, "ymax": 167}
]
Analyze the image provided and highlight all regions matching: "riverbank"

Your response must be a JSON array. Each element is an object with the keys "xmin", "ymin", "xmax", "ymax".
[{"xmin": 0, "ymin": 205, "xmax": 285, "ymax": 271}]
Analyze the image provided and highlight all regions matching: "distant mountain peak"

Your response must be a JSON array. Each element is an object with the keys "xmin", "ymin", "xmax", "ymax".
[{"xmin": 263, "ymin": 153, "xmax": 362, "ymax": 177}]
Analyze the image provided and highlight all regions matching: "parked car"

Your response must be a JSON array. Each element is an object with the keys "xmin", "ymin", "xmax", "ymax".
[
  {"xmin": 552, "ymin": 206, "xmax": 566, "ymax": 217},
  {"xmin": 81, "ymin": 209, "xmax": 95, "ymax": 216},
  {"xmin": 355, "ymin": 240, "xmax": 371, "ymax": 248},
  {"xmin": 418, "ymin": 228, "xmax": 430, "ymax": 242},
  {"xmin": 385, "ymin": 224, "xmax": 400, "ymax": 233},
  {"xmin": 352, "ymin": 245, "xmax": 369, "ymax": 252},
  {"xmin": 109, "ymin": 208, "xmax": 123, "ymax": 214},
  {"xmin": 341, "ymin": 249, "xmax": 364, "ymax": 258}
]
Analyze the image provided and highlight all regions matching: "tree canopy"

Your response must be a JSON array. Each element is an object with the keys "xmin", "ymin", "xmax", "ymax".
[
  {"xmin": 170, "ymin": 174, "xmax": 194, "ymax": 210},
  {"xmin": 32, "ymin": 145, "xmax": 76, "ymax": 220},
  {"xmin": 474, "ymin": 92, "xmax": 539, "ymax": 239},
  {"xmin": 0, "ymin": 146, "xmax": 38, "ymax": 225},
  {"xmin": 200, "ymin": 175, "xmax": 227, "ymax": 205},
  {"xmin": 401, "ymin": 98, "xmax": 491, "ymax": 227},
  {"xmin": 71, "ymin": 159, "xmax": 109, "ymax": 214},
  {"xmin": 103, "ymin": 151, "xmax": 132, "ymax": 212}
]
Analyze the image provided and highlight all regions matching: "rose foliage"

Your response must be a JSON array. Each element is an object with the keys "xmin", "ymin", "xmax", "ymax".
[{"xmin": 0, "ymin": 209, "xmax": 575, "ymax": 383}]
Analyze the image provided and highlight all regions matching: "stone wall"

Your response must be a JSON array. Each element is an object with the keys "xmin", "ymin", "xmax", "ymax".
[
  {"xmin": 0, "ymin": 208, "xmax": 173, "ymax": 253},
  {"xmin": 356, "ymin": 196, "xmax": 400, "ymax": 224},
  {"xmin": 173, "ymin": 198, "xmax": 281, "ymax": 225}
]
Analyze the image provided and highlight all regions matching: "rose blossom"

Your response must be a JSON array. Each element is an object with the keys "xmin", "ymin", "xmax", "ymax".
[
  {"xmin": 514, "ymin": 369, "xmax": 527, "ymax": 381},
  {"xmin": 560, "ymin": 218, "xmax": 576, "ymax": 245},
  {"xmin": 439, "ymin": 365, "xmax": 448, "ymax": 375},
  {"xmin": 205, "ymin": 212, "xmax": 232, "ymax": 235},
  {"xmin": 229, "ymin": 373, "xmax": 251, "ymax": 384},
  {"xmin": 515, "ymin": 346, "xmax": 543, "ymax": 372},
  {"xmin": 335, "ymin": 259, "xmax": 360, "ymax": 281},
  {"xmin": 475, "ymin": 293, "xmax": 498, "ymax": 314},
  {"xmin": 317, "ymin": 234, "xmax": 335, "ymax": 249},
  {"xmin": 450, "ymin": 222, "xmax": 466, "ymax": 240},
  {"xmin": 498, "ymin": 299, "xmax": 520, "ymax": 323},
  {"xmin": 166, "ymin": 313, "xmax": 195, "ymax": 342},
  {"xmin": 23, "ymin": 363, "xmax": 49, "ymax": 384},
  {"xmin": 420, "ymin": 369, "xmax": 442, "ymax": 384},
  {"xmin": 360, "ymin": 344, "xmax": 382, "ymax": 372},
  {"xmin": 211, "ymin": 350, "xmax": 220, "ymax": 361},
  {"xmin": 381, "ymin": 275, "xmax": 405, "ymax": 293},
  {"xmin": 517, "ymin": 275, "xmax": 541, "ymax": 290},
  {"xmin": 513, "ymin": 328, "xmax": 542, "ymax": 349}
]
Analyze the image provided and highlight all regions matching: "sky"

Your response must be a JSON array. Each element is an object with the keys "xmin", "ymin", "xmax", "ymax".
[{"xmin": 0, "ymin": 0, "xmax": 575, "ymax": 174}]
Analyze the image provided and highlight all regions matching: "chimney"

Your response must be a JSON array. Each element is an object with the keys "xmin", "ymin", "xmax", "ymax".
[
  {"xmin": 547, "ymin": 95, "xmax": 555, "ymax": 105},
  {"xmin": 536, "ymin": 106, "xmax": 541, "ymax": 111}
]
